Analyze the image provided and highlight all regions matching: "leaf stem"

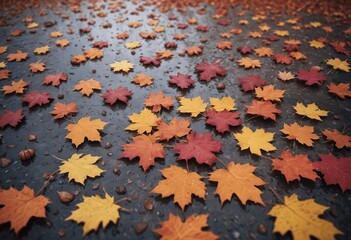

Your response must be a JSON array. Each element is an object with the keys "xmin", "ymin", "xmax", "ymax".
[{"xmin": 36, "ymin": 170, "xmax": 59, "ymax": 196}]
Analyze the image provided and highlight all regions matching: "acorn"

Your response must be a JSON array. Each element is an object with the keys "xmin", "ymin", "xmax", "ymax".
[
  {"xmin": 58, "ymin": 191, "xmax": 75, "ymax": 203},
  {"xmin": 19, "ymin": 148, "xmax": 35, "ymax": 161}
]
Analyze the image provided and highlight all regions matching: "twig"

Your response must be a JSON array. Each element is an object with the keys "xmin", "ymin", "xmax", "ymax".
[{"xmin": 36, "ymin": 170, "xmax": 59, "ymax": 196}]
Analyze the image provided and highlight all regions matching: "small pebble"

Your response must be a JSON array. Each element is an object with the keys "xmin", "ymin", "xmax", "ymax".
[
  {"xmin": 143, "ymin": 198, "xmax": 154, "ymax": 211},
  {"xmin": 101, "ymin": 110, "xmax": 106, "ymax": 116},
  {"xmin": 28, "ymin": 134, "xmax": 37, "ymax": 141},
  {"xmin": 228, "ymin": 55, "xmax": 235, "ymax": 61},
  {"xmin": 92, "ymin": 183, "xmax": 99, "ymax": 190},
  {"xmin": 113, "ymin": 167, "xmax": 121, "ymax": 175},
  {"xmin": 134, "ymin": 222, "xmax": 147, "ymax": 234},
  {"xmin": 7, "ymin": 144, "xmax": 15, "ymax": 149},
  {"xmin": 116, "ymin": 186, "xmax": 126, "ymax": 194},
  {"xmin": 217, "ymin": 83, "xmax": 225, "ymax": 90},
  {"xmin": 57, "ymin": 93, "xmax": 64, "ymax": 99},
  {"xmin": 58, "ymin": 228, "xmax": 65, "ymax": 237},
  {"xmin": 108, "ymin": 152, "xmax": 113, "ymax": 156},
  {"xmin": 58, "ymin": 191, "xmax": 75, "ymax": 203},
  {"xmin": 105, "ymin": 142, "xmax": 112, "ymax": 149},
  {"xmin": 100, "ymin": 160, "xmax": 106, "ymax": 166},
  {"xmin": 257, "ymin": 224, "xmax": 267, "ymax": 235},
  {"xmin": 92, "ymin": 69, "xmax": 96, "ymax": 73},
  {"xmin": 131, "ymin": 50, "xmax": 136, "ymax": 55},
  {"xmin": 57, "ymin": 147, "xmax": 63, "ymax": 152}
]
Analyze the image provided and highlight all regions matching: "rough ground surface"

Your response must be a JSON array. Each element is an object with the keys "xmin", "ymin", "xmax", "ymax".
[{"xmin": 0, "ymin": 0, "xmax": 350, "ymax": 239}]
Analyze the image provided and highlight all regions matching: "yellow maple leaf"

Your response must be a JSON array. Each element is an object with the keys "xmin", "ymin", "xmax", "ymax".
[
  {"xmin": 274, "ymin": 30, "xmax": 289, "ymax": 36},
  {"xmin": 255, "ymin": 85, "xmax": 285, "ymax": 102},
  {"xmin": 209, "ymin": 96, "xmax": 236, "ymax": 111},
  {"xmin": 178, "ymin": 96, "xmax": 207, "ymax": 117},
  {"xmin": 50, "ymin": 31, "xmax": 63, "ymax": 38},
  {"xmin": 238, "ymin": 57, "xmax": 261, "ymax": 68},
  {"xmin": 152, "ymin": 165, "xmax": 206, "ymax": 211},
  {"xmin": 309, "ymin": 40, "xmax": 325, "ymax": 48},
  {"xmin": 66, "ymin": 193, "xmax": 120, "ymax": 236},
  {"xmin": 34, "ymin": 45, "xmax": 49, "ymax": 54},
  {"xmin": 110, "ymin": 60, "xmax": 134, "ymax": 73},
  {"xmin": 73, "ymin": 79, "xmax": 102, "ymax": 96},
  {"xmin": 234, "ymin": 126, "xmax": 276, "ymax": 156},
  {"xmin": 55, "ymin": 39, "xmax": 70, "ymax": 48},
  {"xmin": 294, "ymin": 103, "xmax": 328, "ymax": 121},
  {"xmin": 326, "ymin": 58, "xmax": 350, "ymax": 72},
  {"xmin": 0, "ymin": 62, "xmax": 6, "ymax": 68},
  {"xmin": 65, "ymin": 117, "xmax": 108, "ymax": 147},
  {"xmin": 59, "ymin": 153, "xmax": 104, "ymax": 184},
  {"xmin": 269, "ymin": 194, "xmax": 342, "ymax": 239},
  {"xmin": 254, "ymin": 47, "xmax": 274, "ymax": 57},
  {"xmin": 125, "ymin": 108, "xmax": 160, "ymax": 134},
  {"xmin": 27, "ymin": 22, "xmax": 39, "ymax": 29},
  {"xmin": 125, "ymin": 41, "xmax": 141, "ymax": 49}
]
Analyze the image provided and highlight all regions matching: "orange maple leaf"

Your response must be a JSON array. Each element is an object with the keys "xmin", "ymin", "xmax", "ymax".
[
  {"xmin": 119, "ymin": 134, "xmax": 165, "ymax": 171},
  {"xmin": 2, "ymin": 79, "xmax": 29, "ymax": 94},
  {"xmin": 50, "ymin": 102, "xmax": 77, "ymax": 120},
  {"xmin": 152, "ymin": 165, "xmax": 206, "ymax": 211},
  {"xmin": 84, "ymin": 48, "xmax": 103, "ymax": 60},
  {"xmin": 278, "ymin": 71, "xmax": 295, "ymax": 81},
  {"xmin": 246, "ymin": 100, "xmax": 281, "ymax": 120},
  {"xmin": 173, "ymin": 33, "xmax": 186, "ymax": 40},
  {"xmin": 185, "ymin": 46, "xmax": 202, "ymax": 56},
  {"xmin": 255, "ymin": 85, "xmax": 285, "ymax": 101},
  {"xmin": 0, "ymin": 186, "xmax": 50, "ymax": 234},
  {"xmin": 209, "ymin": 161, "xmax": 265, "ymax": 205},
  {"xmin": 154, "ymin": 213, "xmax": 218, "ymax": 240},
  {"xmin": 254, "ymin": 47, "xmax": 273, "ymax": 57},
  {"xmin": 144, "ymin": 92, "xmax": 174, "ymax": 112},
  {"xmin": 156, "ymin": 118, "xmax": 191, "ymax": 140},
  {"xmin": 323, "ymin": 129, "xmax": 351, "ymax": 148},
  {"xmin": 71, "ymin": 55, "xmax": 87, "ymax": 65},
  {"xmin": 156, "ymin": 50, "xmax": 173, "ymax": 59},
  {"xmin": 131, "ymin": 73, "xmax": 154, "ymax": 86},
  {"xmin": 6, "ymin": 50, "xmax": 28, "ymax": 62},
  {"xmin": 272, "ymin": 150, "xmax": 319, "ymax": 183},
  {"xmin": 74, "ymin": 79, "xmax": 102, "ymax": 96},
  {"xmin": 29, "ymin": 61, "xmax": 46, "ymax": 73},
  {"xmin": 216, "ymin": 41, "xmax": 232, "ymax": 50},
  {"xmin": 281, "ymin": 122, "xmax": 319, "ymax": 146},
  {"xmin": 238, "ymin": 57, "xmax": 261, "ymax": 68},
  {"xmin": 327, "ymin": 83, "xmax": 351, "ymax": 99}
]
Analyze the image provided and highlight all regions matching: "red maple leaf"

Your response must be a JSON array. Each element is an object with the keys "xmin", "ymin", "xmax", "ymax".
[
  {"xmin": 283, "ymin": 43, "xmax": 299, "ymax": 52},
  {"xmin": 274, "ymin": 54, "xmax": 292, "ymax": 64},
  {"xmin": 217, "ymin": 19, "xmax": 231, "ymax": 26},
  {"xmin": 168, "ymin": 73, "xmax": 195, "ymax": 89},
  {"xmin": 101, "ymin": 87, "xmax": 133, "ymax": 105},
  {"xmin": 21, "ymin": 91, "xmax": 53, "ymax": 108},
  {"xmin": 296, "ymin": 68, "xmax": 327, "ymax": 86},
  {"xmin": 177, "ymin": 23, "xmax": 188, "ymax": 29},
  {"xmin": 140, "ymin": 56, "xmax": 161, "ymax": 66},
  {"xmin": 237, "ymin": 46, "xmax": 253, "ymax": 54},
  {"xmin": 196, "ymin": 25, "xmax": 208, "ymax": 32},
  {"xmin": 42, "ymin": 73, "xmax": 67, "ymax": 86},
  {"xmin": 164, "ymin": 42, "xmax": 177, "ymax": 49},
  {"xmin": 0, "ymin": 109, "xmax": 24, "ymax": 128},
  {"xmin": 174, "ymin": 132, "xmax": 224, "ymax": 165},
  {"xmin": 0, "ymin": 69, "xmax": 11, "ymax": 80},
  {"xmin": 237, "ymin": 75, "xmax": 266, "ymax": 92},
  {"xmin": 92, "ymin": 41, "xmax": 108, "ymax": 49},
  {"xmin": 79, "ymin": 27, "xmax": 91, "ymax": 33},
  {"xmin": 206, "ymin": 109, "xmax": 242, "ymax": 133},
  {"xmin": 195, "ymin": 61, "xmax": 227, "ymax": 82},
  {"xmin": 329, "ymin": 41, "xmax": 349, "ymax": 56},
  {"xmin": 313, "ymin": 153, "xmax": 351, "ymax": 192}
]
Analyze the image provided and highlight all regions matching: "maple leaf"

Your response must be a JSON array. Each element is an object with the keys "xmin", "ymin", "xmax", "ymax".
[
  {"xmin": 21, "ymin": 91, "xmax": 53, "ymax": 108},
  {"xmin": 185, "ymin": 46, "xmax": 203, "ymax": 56},
  {"xmin": 125, "ymin": 41, "xmax": 141, "ymax": 49},
  {"xmin": 209, "ymin": 96, "xmax": 236, "ymax": 111},
  {"xmin": 195, "ymin": 61, "xmax": 227, "ymax": 82},
  {"xmin": 168, "ymin": 73, "xmax": 195, "ymax": 89},
  {"xmin": 34, "ymin": 45, "xmax": 49, "ymax": 54},
  {"xmin": 238, "ymin": 57, "xmax": 261, "ymax": 69},
  {"xmin": 246, "ymin": 100, "xmax": 281, "ymax": 121},
  {"xmin": 329, "ymin": 41, "xmax": 349, "ymax": 55},
  {"xmin": 65, "ymin": 117, "xmax": 107, "ymax": 147},
  {"xmin": 178, "ymin": 96, "xmax": 207, "ymax": 117},
  {"xmin": 144, "ymin": 92, "xmax": 174, "ymax": 112},
  {"xmin": 313, "ymin": 153, "xmax": 351, "ymax": 192},
  {"xmin": 74, "ymin": 79, "xmax": 102, "ymax": 96},
  {"xmin": 309, "ymin": 40, "xmax": 325, "ymax": 48},
  {"xmin": 6, "ymin": 50, "xmax": 28, "ymax": 62},
  {"xmin": 0, "ymin": 46, "xmax": 8, "ymax": 54},
  {"xmin": 152, "ymin": 165, "xmax": 206, "ymax": 211},
  {"xmin": 42, "ymin": 73, "xmax": 67, "ymax": 86},
  {"xmin": 156, "ymin": 118, "xmax": 191, "ymax": 140},
  {"xmin": 278, "ymin": 71, "xmax": 295, "ymax": 81},
  {"xmin": 116, "ymin": 32, "xmax": 129, "ymax": 39},
  {"xmin": 327, "ymin": 83, "xmax": 351, "ymax": 99},
  {"xmin": 0, "ymin": 186, "xmax": 50, "ymax": 234},
  {"xmin": 140, "ymin": 31, "xmax": 156, "ymax": 39},
  {"xmin": 59, "ymin": 153, "xmax": 104, "ymax": 184},
  {"xmin": 293, "ymin": 102, "xmax": 328, "ymax": 120},
  {"xmin": 255, "ymin": 85, "xmax": 285, "ymax": 101},
  {"xmin": 0, "ymin": 69, "xmax": 11, "ymax": 80},
  {"xmin": 71, "ymin": 55, "xmax": 87, "ymax": 65},
  {"xmin": 296, "ymin": 68, "xmax": 327, "ymax": 86},
  {"xmin": 29, "ymin": 61, "xmax": 46, "ymax": 73},
  {"xmin": 322, "ymin": 129, "xmax": 351, "ymax": 148},
  {"xmin": 210, "ymin": 161, "xmax": 265, "ymax": 205},
  {"xmin": 119, "ymin": 134, "xmax": 165, "ymax": 171},
  {"xmin": 204, "ymin": 101, "xmax": 239, "ymax": 127},
  {"xmin": 281, "ymin": 122, "xmax": 319, "ymax": 146},
  {"xmin": 0, "ymin": 109, "xmax": 24, "ymax": 128},
  {"xmin": 274, "ymin": 54, "xmax": 292, "ymax": 64},
  {"xmin": 110, "ymin": 60, "xmax": 134, "ymax": 73},
  {"xmin": 154, "ymin": 213, "xmax": 218, "ymax": 240},
  {"xmin": 140, "ymin": 56, "xmax": 161, "ymax": 66},
  {"xmin": 55, "ymin": 39, "xmax": 70, "ymax": 47},
  {"xmin": 234, "ymin": 126, "xmax": 276, "ymax": 156},
  {"xmin": 84, "ymin": 48, "xmax": 103, "ymax": 60},
  {"xmin": 290, "ymin": 51, "xmax": 306, "ymax": 60},
  {"xmin": 92, "ymin": 41, "xmax": 108, "ymax": 49},
  {"xmin": 174, "ymin": 131, "xmax": 224, "ymax": 165},
  {"xmin": 2, "ymin": 79, "xmax": 29, "ymax": 94},
  {"xmin": 125, "ymin": 108, "xmax": 160, "ymax": 134},
  {"xmin": 272, "ymin": 150, "xmax": 318, "ymax": 183},
  {"xmin": 50, "ymin": 102, "xmax": 77, "ymax": 120},
  {"xmin": 50, "ymin": 31, "xmax": 63, "ymax": 38},
  {"xmin": 132, "ymin": 73, "xmax": 154, "ymax": 86},
  {"xmin": 216, "ymin": 41, "xmax": 232, "ymax": 50},
  {"xmin": 269, "ymin": 194, "xmax": 342, "ymax": 239},
  {"xmin": 156, "ymin": 50, "xmax": 173, "ymax": 59},
  {"xmin": 237, "ymin": 75, "xmax": 266, "ymax": 92},
  {"xmin": 237, "ymin": 46, "xmax": 253, "ymax": 54},
  {"xmin": 102, "ymin": 87, "xmax": 133, "ymax": 105},
  {"xmin": 255, "ymin": 47, "xmax": 273, "ymax": 57},
  {"xmin": 326, "ymin": 58, "xmax": 350, "ymax": 72},
  {"xmin": 66, "ymin": 193, "xmax": 120, "ymax": 236}
]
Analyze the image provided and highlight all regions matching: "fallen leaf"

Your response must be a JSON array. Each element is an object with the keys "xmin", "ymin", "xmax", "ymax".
[
  {"xmin": 34, "ymin": 45, "xmax": 49, "ymax": 54},
  {"xmin": 6, "ymin": 50, "xmax": 28, "ymax": 62},
  {"xmin": 168, "ymin": 73, "xmax": 195, "ymax": 89},
  {"xmin": 140, "ymin": 56, "xmax": 161, "ymax": 66},
  {"xmin": 206, "ymin": 109, "xmax": 242, "ymax": 133},
  {"xmin": 2, "ymin": 79, "xmax": 29, "ymax": 94},
  {"xmin": 254, "ymin": 47, "xmax": 273, "ymax": 57},
  {"xmin": 237, "ymin": 75, "xmax": 266, "ymax": 92},
  {"xmin": 309, "ymin": 39, "xmax": 325, "ymax": 48},
  {"xmin": 274, "ymin": 54, "xmax": 292, "ymax": 65},
  {"xmin": 327, "ymin": 83, "xmax": 351, "ymax": 99},
  {"xmin": 119, "ymin": 134, "xmax": 165, "ymax": 171},
  {"xmin": 255, "ymin": 85, "xmax": 285, "ymax": 101},
  {"xmin": 238, "ymin": 57, "xmax": 261, "ymax": 68},
  {"xmin": 71, "ymin": 55, "xmax": 87, "ymax": 65},
  {"xmin": 296, "ymin": 68, "xmax": 327, "ymax": 86},
  {"xmin": 269, "ymin": 194, "xmax": 342, "ymax": 239},
  {"xmin": 196, "ymin": 61, "xmax": 227, "ymax": 82},
  {"xmin": 0, "ymin": 186, "xmax": 50, "ymax": 234},
  {"xmin": 209, "ymin": 96, "xmax": 236, "ymax": 111},
  {"xmin": 0, "ymin": 69, "xmax": 11, "ymax": 80},
  {"xmin": 55, "ymin": 39, "xmax": 70, "ymax": 47},
  {"xmin": 42, "ymin": 73, "xmax": 67, "ymax": 86},
  {"xmin": 154, "ymin": 213, "xmax": 218, "ymax": 240},
  {"xmin": 234, "ymin": 126, "xmax": 276, "ymax": 156},
  {"xmin": 156, "ymin": 50, "xmax": 173, "ymax": 59},
  {"xmin": 246, "ymin": 100, "xmax": 281, "ymax": 121},
  {"xmin": 74, "ymin": 79, "xmax": 102, "ymax": 96},
  {"xmin": 152, "ymin": 165, "xmax": 205, "ymax": 211},
  {"xmin": 21, "ymin": 91, "xmax": 53, "ymax": 108},
  {"xmin": 322, "ymin": 129, "xmax": 351, "ymax": 148},
  {"xmin": 50, "ymin": 102, "xmax": 77, "ymax": 120},
  {"xmin": 178, "ymin": 96, "xmax": 207, "ymax": 117},
  {"xmin": 66, "ymin": 193, "xmax": 120, "ymax": 236},
  {"xmin": 110, "ymin": 60, "xmax": 134, "ymax": 73},
  {"xmin": 65, "ymin": 117, "xmax": 107, "ymax": 147},
  {"xmin": 125, "ymin": 41, "xmax": 141, "ymax": 49},
  {"xmin": 125, "ymin": 108, "xmax": 160, "ymax": 134},
  {"xmin": 326, "ymin": 58, "xmax": 350, "ymax": 72},
  {"xmin": 185, "ymin": 46, "xmax": 202, "ymax": 56},
  {"xmin": 131, "ymin": 73, "xmax": 154, "ymax": 86},
  {"xmin": 84, "ymin": 48, "xmax": 103, "ymax": 60},
  {"xmin": 281, "ymin": 122, "xmax": 319, "ymax": 146},
  {"xmin": 29, "ymin": 61, "xmax": 46, "ymax": 73},
  {"xmin": 102, "ymin": 87, "xmax": 133, "ymax": 105},
  {"xmin": 174, "ymin": 131, "xmax": 224, "ymax": 165},
  {"xmin": 144, "ymin": 92, "xmax": 174, "ymax": 112},
  {"xmin": 209, "ymin": 161, "xmax": 265, "ymax": 205},
  {"xmin": 216, "ymin": 41, "xmax": 232, "ymax": 50},
  {"xmin": 278, "ymin": 71, "xmax": 295, "ymax": 81},
  {"xmin": 0, "ymin": 109, "xmax": 24, "ymax": 128},
  {"xmin": 293, "ymin": 102, "xmax": 328, "ymax": 120},
  {"xmin": 156, "ymin": 118, "xmax": 191, "ymax": 140}
]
